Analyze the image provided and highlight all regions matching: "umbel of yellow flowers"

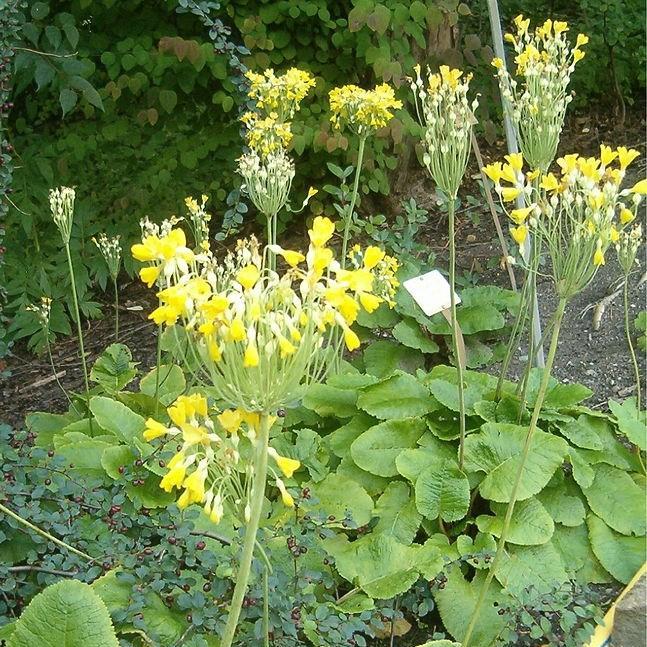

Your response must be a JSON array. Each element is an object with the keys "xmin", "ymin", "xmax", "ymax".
[
  {"xmin": 132, "ymin": 215, "xmax": 398, "ymax": 413},
  {"xmin": 492, "ymin": 16, "xmax": 588, "ymax": 172},
  {"xmin": 410, "ymin": 65, "xmax": 478, "ymax": 199},
  {"xmin": 483, "ymin": 145, "xmax": 645, "ymax": 298}
]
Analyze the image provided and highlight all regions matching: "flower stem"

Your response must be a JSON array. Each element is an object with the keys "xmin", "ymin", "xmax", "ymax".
[
  {"xmin": 64, "ymin": 243, "xmax": 91, "ymax": 416},
  {"xmin": 462, "ymin": 295, "xmax": 567, "ymax": 647},
  {"xmin": 113, "ymin": 277, "xmax": 119, "ymax": 342},
  {"xmin": 219, "ymin": 412, "xmax": 271, "ymax": 647},
  {"xmin": 263, "ymin": 565, "xmax": 270, "ymax": 647},
  {"xmin": 341, "ymin": 136, "xmax": 366, "ymax": 269},
  {"xmin": 154, "ymin": 323, "xmax": 163, "ymax": 417},
  {"xmin": 448, "ymin": 198, "xmax": 467, "ymax": 470},
  {"xmin": 0, "ymin": 502, "xmax": 94, "ymax": 562},
  {"xmin": 623, "ymin": 277, "xmax": 641, "ymax": 412}
]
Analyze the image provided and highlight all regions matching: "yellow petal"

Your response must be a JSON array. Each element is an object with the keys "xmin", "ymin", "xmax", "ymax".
[
  {"xmin": 363, "ymin": 246, "xmax": 385, "ymax": 269},
  {"xmin": 218, "ymin": 409, "xmax": 243, "ymax": 434},
  {"xmin": 500, "ymin": 187, "xmax": 522, "ymax": 202},
  {"xmin": 308, "ymin": 216, "xmax": 335, "ymax": 247},
  {"xmin": 343, "ymin": 327, "xmax": 360, "ymax": 351},
  {"xmin": 630, "ymin": 178, "xmax": 647, "ymax": 195},
  {"xmin": 243, "ymin": 344, "xmax": 259, "ymax": 368},
  {"xmin": 139, "ymin": 265, "xmax": 161, "ymax": 288},
  {"xmin": 237, "ymin": 264, "xmax": 260, "ymax": 290},
  {"xmin": 143, "ymin": 418, "xmax": 168, "ymax": 441}
]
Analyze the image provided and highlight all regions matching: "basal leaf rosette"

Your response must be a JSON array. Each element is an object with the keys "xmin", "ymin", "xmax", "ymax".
[
  {"xmin": 132, "ymin": 216, "xmax": 398, "ymax": 413},
  {"xmin": 411, "ymin": 65, "xmax": 478, "ymax": 198},
  {"xmin": 493, "ymin": 16, "xmax": 588, "ymax": 171},
  {"xmin": 484, "ymin": 145, "xmax": 645, "ymax": 298},
  {"xmin": 328, "ymin": 82, "xmax": 402, "ymax": 137}
]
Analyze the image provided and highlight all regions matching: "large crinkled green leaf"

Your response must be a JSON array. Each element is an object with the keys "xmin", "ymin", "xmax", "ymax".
[
  {"xmin": 536, "ymin": 482, "xmax": 586, "ymax": 527},
  {"xmin": 324, "ymin": 534, "xmax": 419, "ymax": 599},
  {"xmin": 608, "ymin": 398, "xmax": 646, "ymax": 451},
  {"xmin": 351, "ymin": 417, "xmax": 426, "ymax": 477},
  {"xmin": 309, "ymin": 473, "xmax": 374, "ymax": 527},
  {"xmin": 582, "ymin": 464, "xmax": 646, "ymax": 536},
  {"xmin": 363, "ymin": 340, "xmax": 425, "ymax": 377},
  {"xmin": 336, "ymin": 457, "xmax": 390, "ymax": 497},
  {"xmin": 552, "ymin": 523, "xmax": 611, "ymax": 584},
  {"xmin": 392, "ymin": 318, "xmax": 440, "ymax": 354},
  {"xmin": 525, "ymin": 369, "xmax": 592, "ymax": 409},
  {"xmin": 9, "ymin": 580, "xmax": 119, "ymax": 647},
  {"xmin": 357, "ymin": 371, "xmax": 434, "ymax": 420},
  {"xmin": 90, "ymin": 343, "xmax": 137, "ymax": 394},
  {"xmin": 427, "ymin": 304, "xmax": 505, "ymax": 335},
  {"xmin": 426, "ymin": 365, "xmax": 501, "ymax": 415},
  {"xmin": 434, "ymin": 566, "xmax": 510, "ymax": 646},
  {"xmin": 139, "ymin": 364, "xmax": 186, "ymax": 406},
  {"xmin": 568, "ymin": 447, "xmax": 595, "ymax": 489},
  {"xmin": 414, "ymin": 459, "xmax": 470, "ymax": 522},
  {"xmin": 396, "ymin": 439, "xmax": 457, "ymax": 483},
  {"xmin": 496, "ymin": 541, "xmax": 569, "ymax": 596},
  {"xmin": 456, "ymin": 532, "xmax": 496, "ymax": 569},
  {"xmin": 587, "ymin": 514, "xmax": 646, "ymax": 584},
  {"xmin": 373, "ymin": 481, "xmax": 421, "ymax": 545},
  {"xmin": 556, "ymin": 415, "xmax": 604, "ymax": 450},
  {"xmin": 463, "ymin": 423, "xmax": 568, "ymax": 503},
  {"xmin": 302, "ymin": 383, "xmax": 359, "ymax": 418},
  {"xmin": 53, "ymin": 433, "xmax": 115, "ymax": 476},
  {"xmin": 89, "ymin": 396, "xmax": 146, "ymax": 444},
  {"xmin": 477, "ymin": 497, "xmax": 554, "ymax": 545},
  {"xmin": 326, "ymin": 413, "xmax": 376, "ymax": 459}
]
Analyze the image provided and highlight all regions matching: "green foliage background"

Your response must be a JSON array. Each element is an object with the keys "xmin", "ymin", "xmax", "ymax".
[{"xmin": 1, "ymin": 0, "xmax": 645, "ymax": 346}]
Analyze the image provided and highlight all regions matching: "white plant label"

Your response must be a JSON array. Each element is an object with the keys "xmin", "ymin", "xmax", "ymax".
[{"xmin": 403, "ymin": 270, "xmax": 461, "ymax": 317}]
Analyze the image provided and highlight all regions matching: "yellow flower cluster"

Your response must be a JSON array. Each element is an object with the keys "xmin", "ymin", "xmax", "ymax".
[
  {"xmin": 483, "ymin": 146, "xmax": 644, "ymax": 294},
  {"xmin": 184, "ymin": 194, "xmax": 211, "ymax": 250},
  {"xmin": 492, "ymin": 15, "xmax": 588, "ymax": 171},
  {"xmin": 240, "ymin": 111, "xmax": 293, "ymax": 159},
  {"xmin": 143, "ymin": 393, "xmax": 301, "ymax": 520},
  {"xmin": 329, "ymin": 83, "xmax": 402, "ymax": 135},
  {"xmin": 132, "ymin": 216, "xmax": 398, "ymax": 411},
  {"xmin": 410, "ymin": 65, "xmax": 478, "ymax": 198},
  {"xmin": 245, "ymin": 68, "xmax": 316, "ymax": 120}
]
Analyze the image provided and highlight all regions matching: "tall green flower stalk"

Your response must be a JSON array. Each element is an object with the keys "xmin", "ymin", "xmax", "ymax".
[
  {"xmin": 132, "ymin": 215, "xmax": 398, "ymax": 647},
  {"xmin": 462, "ymin": 146, "xmax": 644, "ymax": 647},
  {"xmin": 50, "ymin": 187, "xmax": 91, "ymax": 415},
  {"xmin": 616, "ymin": 221, "xmax": 643, "ymax": 410},
  {"xmin": 93, "ymin": 233, "xmax": 122, "ymax": 341},
  {"xmin": 328, "ymin": 82, "xmax": 401, "ymax": 268},
  {"xmin": 411, "ymin": 65, "xmax": 478, "ymax": 469}
]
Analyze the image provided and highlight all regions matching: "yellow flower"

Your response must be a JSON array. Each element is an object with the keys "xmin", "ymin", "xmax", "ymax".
[
  {"xmin": 573, "ymin": 49, "xmax": 585, "ymax": 63},
  {"xmin": 359, "ymin": 292, "xmax": 381, "ymax": 313},
  {"xmin": 363, "ymin": 246, "xmax": 385, "ymax": 270},
  {"xmin": 282, "ymin": 249, "xmax": 305, "ymax": 267},
  {"xmin": 630, "ymin": 178, "xmax": 647, "ymax": 195},
  {"xmin": 228, "ymin": 318, "xmax": 247, "ymax": 342},
  {"xmin": 140, "ymin": 266, "xmax": 161, "ymax": 288},
  {"xmin": 237, "ymin": 264, "xmax": 260, "ymax": 290},
  {"xmin": 576, "ymin": 34, "xmax": 589, "ymax": 48},
  {"xmin": 276, "ymin": 478, "xmax": 294, "ymax": 508},
  {"xmin": 588, "ymin": 193, "xmax": 605, "ymax": 211},
  {"xmin": 143, "ymin": 418, "xmax": 168, "ymax": 441},
  {"xmin": 510, "ymin": 225, "xmax": 528, "ymax": 245},
  {"xmin": 610, "ymin": 226, "xmax": 620, "ymax": 243},
  {"xmin": 501, "ymin": 187, "xmax": 522, "ymax": 202},
  {"xmin": 509, "ymin": 206, "xmax": 534, "ymax": 224},
  {"xmin": 483, "ymin": 162, "xmax": 503, "ymax": 185},
  {"xmin": 439, "ymin": 65, "xmax": 463, "ymax": 89},
  {"xmin": 208, "ymin": 339, "xmax": 221, "ymax": 361},
  {"xmin": 160, "ymin": 460, "xmax": 186, "ymax": 492},
  {"xmin": 593, "ymin": 247, "xmax": 605, "ymax": 266},
  {"xmin": 343, "ymin": 327, "xmax": 360, "ymax": 351},
  {"xmin": 182, "ymin": 464, "xmax": 207, "ymax": 504},
  {"xmin": 491, "ymin": 57, "xmax": 504, "ymax": 70},
  {"xmin": 201, "ymin": 295, "xmax": 229, "ymax": 319},
  {"xmin": 505, "ymin": 153, "xmax": 524, "ymax": 172},
  {"xmin": 268, "ymin": 447, "xmax": 301, "ymax": 478},
  {"xmin": 620, "ymin": 208, "xmax": 635, "ymax": 225},
  {"xmin": 599, "ymin": 145, "xmax": 617, "ymax": 166},
  {"xmin": 278, "ymin": 337, "xmax": 297, "ymax": 357},
  {"xmin": 309, "ymin": 216, "xmax": 335, "ymax": 247},
  {"xmin": 243, "ymin": 344, "xmax": 259, "ymax": 368},
  {"xmin": 513, "ymin": 14, "xmax": 530, "ymax": 33},
  {"xmin": 218, "ymin": 409, "xmax": 242, "ymax": 434},
  {"xmin": 540, "ymin": 173, "xmax": 560, "ymax": 191},
  {"xmin": 553, "ymin": 21, "xmax": 568, "ymax": 34}
]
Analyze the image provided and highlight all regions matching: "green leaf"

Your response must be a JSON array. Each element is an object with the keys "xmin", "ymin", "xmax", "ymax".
[
  {"xmin": 496, "ymin": 541, "xmax": 569, "ymax": 596},
  {"xmin": 463, "ymin": 423, "xmax": 568, "ymax": 503},
  {"xmin": 392, "ymin": 318, "xmax": 439, "ymax": 353},
  {"xmin": 337, "ymin": 457, "xmax": 390, "ymax": 497},
  {"xmin": 456, "ymin": 532, "xmax": 496, "ymax": 569},
  {"xmin": 568, "ymin": 447, "xmax": 595, "ymax": 489},
  {"xmin": 426, "ymin": 365, "xmax": 501, "ymax": 414},
  {"xmin": 367, "ymin": 5, "xmax": 391, "ymax": 35},
  {"xmin": 31, "ymin": 2, "xmax": 50, "ymax": 19},
  {"xmin": 68, "ymin": 75, "xmax": 104, "ymax": 111},
  {"xmin": 357, "ymin": 372, "xmax": 434, "ymax": 419},
  {"xmin": 53, "ymin": 433, "xmax": 114, "ymax": 475},
  {"xmin": 536, "ymin": 482, "xmax": 586, "ymax": 527},
  {"xmin": 434, "ymin": 567, "xmax": 509, "ymax": 646},
  {"xmin": 428, "ymin": 305, "xmax": 505, "ymax": 335},
  {"xmin": 363, "ymin": 340, "xmax": 425, "ymax": 377},
  {"xmin": 374, "ymin": 481, "xmax": 421, "ymax": 544},
  {"xmin": 139, "ymin": 364, "xmax": 186, "ymax": 406},
  {"xmin": 89, "ymin": 396, "xmax": 146, "ymax": 444},
  {"xmin": 552, "ymin": 523, "xmax": 611, "ymax": 584},
  {"xmin": 159, "ymin": 89, "xmax": 178, "ymax": 113},
  {"xmin": 309, "ymin": 473, "xmax": 373, "ymax": 527},
  {"xmin": 587, "ymin": 514, "xmax": 646, "ymax": 584},
  {"xmin": 477, "ymin": 497, "xmax": 554, "ymax": 545},
  {"xmin": 415, "ymin": 459, "xmax": 470, "ymax": 522},
  {"xmin": 524, "ymin": 369, "xmax": 592, "ymax": 409},
  {"xmin": 303, "ymin": 383, "xmax": 358, "ymax": 418},
  {"xmin": 351, "ymin": 418, "xmax": 426, "ymax": 477},
  {"xmin": 556, "ymin": 415, "xmax": 604, "ymax": 450},
  {"xmin": 126, "ymin": 473, "xmax": 176, "ymax": 508},
  {"xmin": 90, "ymin": 343, "xmax": 137, "ymax": 394},
  {"xmin": 101, "ymin": 445, "xmax": 135, "ymax": 479},
  {"xmin": 326, "ymin": 413, "xmax": 376, "ymax": 459},
  {"xmin": 59, "ymin": 88, "xmax": 78, "ymax": 116},
  {"xmin": 396, "ymin": 440, "xmax": 457, "ymax": 483},
  {"xmin": 9, "ymin": 580, "xmax": 119, "ymax": 647},
  {"xmin": 582, "ymin": 464, "xmax": 646, "ymax": 536},
  {"xmin": 609, "ymin": 398, "xmax": 646, "ymax": 450}
]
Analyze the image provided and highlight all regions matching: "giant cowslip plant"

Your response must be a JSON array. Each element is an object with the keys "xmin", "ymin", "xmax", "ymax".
[
  {"xmin": 131, "ymin": 216, "xmax": 397, "ymax": 647},
  {"xmin": 411, "ymin": 65, "xmax": 478, "ymax": 470},
  {"xmin": 461, "ymin": 149, "xmax": 645, "ymax": 646}
]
